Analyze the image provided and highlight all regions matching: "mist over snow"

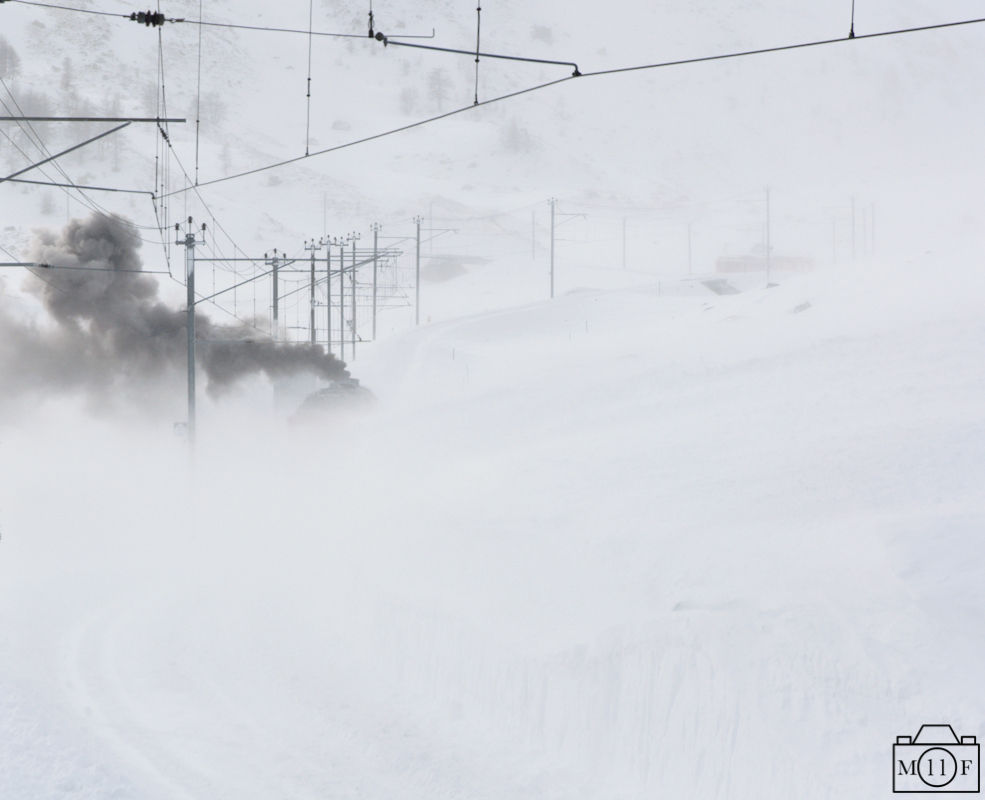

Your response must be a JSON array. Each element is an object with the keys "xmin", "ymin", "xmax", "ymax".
[{"xmin": 1, "ymin": 0, "xmax": 985, "ymax": 798}]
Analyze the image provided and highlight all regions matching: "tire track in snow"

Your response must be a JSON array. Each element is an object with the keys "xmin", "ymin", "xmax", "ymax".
[{"xmin": 60, "ymin": 608, "xmax": 205, "ymax": 800}]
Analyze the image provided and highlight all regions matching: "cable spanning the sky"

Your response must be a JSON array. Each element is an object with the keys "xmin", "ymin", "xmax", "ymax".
[
  {"xmin": 4, "ymin": 0, "xmax": 365, "ymax": 37},
  {"xmin": 158, "ymin": 13, "xmax": 985, "ymax": 198},
  {"xmin": 6, "ymin": 0, "xmax": 985, "ymax": 296},
  {"xmin": 6, "ymin": 0, "xmax": 984, "ymax": 201}
]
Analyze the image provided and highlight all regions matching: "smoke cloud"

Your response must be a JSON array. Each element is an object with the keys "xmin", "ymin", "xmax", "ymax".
[{"xmin": 0, "ymin": 213, "xmax": 348, "ymax": 414}]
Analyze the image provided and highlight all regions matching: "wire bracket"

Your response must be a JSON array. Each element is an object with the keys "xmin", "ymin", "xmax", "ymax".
[{"xmin": 373, "ymin": 31, "xmax": 581, "ymax": 76}]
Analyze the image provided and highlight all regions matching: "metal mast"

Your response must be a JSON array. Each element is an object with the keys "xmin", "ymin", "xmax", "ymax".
[
  {"xmin": 549, "ymin": 198, "xmax": 556, "ymax": 298},
  {"xmin": 371, "ymin": 223, "xmax": 381, "ymax": 340},
  {"xmin": 414, "ymin": 216, "xmax": 422, "ymax": 324},
  {"xmin": 325, "ymin": 245, "xmax": 332, "ymax": 354},
  {"xmin": 176, "ymin": 218, "xmax": 204, "ymax": 447},
  {"xmin": 305, "ymin": 238, "xmax": 324, "ymax": 344},
  {"xmin": 766, "ymin": 186, "xmax": 771, "ymax": 283}
]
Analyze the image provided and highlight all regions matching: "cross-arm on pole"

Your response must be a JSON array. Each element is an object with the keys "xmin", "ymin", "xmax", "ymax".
[{"xmin": 0, "ymin": 122, "xmax": 132, "ymax": 183}]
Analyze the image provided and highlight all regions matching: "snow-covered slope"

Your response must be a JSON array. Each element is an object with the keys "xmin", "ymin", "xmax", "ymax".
[
  {"xmin": 2, "ymin": 234, "xmax": 984, "ymax": 798},
  {"xmin": 2, "ymin": 0, "xmax": 984, "ymax": 268},
  {"xmin": 2, "ymin": 1, "xmax": 985, "ymax": 797}
]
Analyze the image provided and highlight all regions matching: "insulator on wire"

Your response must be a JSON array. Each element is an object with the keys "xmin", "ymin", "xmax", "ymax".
[{"xmin": 130, "ymin": 10, "xmax": 166, "ymax": 26}]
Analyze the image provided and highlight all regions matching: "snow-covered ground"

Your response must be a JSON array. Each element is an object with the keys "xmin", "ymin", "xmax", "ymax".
[
  {"xmin": 3, "ymin": 0, "xmax": 985, "ymax": 797},
  {"xmin": 2, "ymin": 235, "xmax": 984, "ymax": 798}
]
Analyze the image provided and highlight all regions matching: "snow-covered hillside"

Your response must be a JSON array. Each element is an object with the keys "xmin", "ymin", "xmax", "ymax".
[
  {"xmin": 2, "ymin": 0, "xmax": 984, "ymax": 265},
  {"xmin": 2, "ymin": 0, "xmax": 985, "ymax": 798},
  {"xmin": 2, "ymin": 236, "xmax": 985, "ymax": 797}
]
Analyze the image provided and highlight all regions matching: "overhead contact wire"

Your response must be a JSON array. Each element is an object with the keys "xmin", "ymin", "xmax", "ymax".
[
  {"xmin": 580, "ymin": 15, "xmax": 985, "ymax": 78},
  {"xmin": 161, "ymin": 14, "xmax": 985, "ymax": 198},
  {"xmin": 305, "ymin": 0, "xmax": 314, "ymax": 155}
]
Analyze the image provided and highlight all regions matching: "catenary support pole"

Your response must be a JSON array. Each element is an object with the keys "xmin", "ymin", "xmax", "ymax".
[
  {"xmin": 272, "ymin": 252, "xmax": 280, "ymax": 337},
  {"xmin": 307, "ymin": 241, "xmax": 317, "ymax": 344},
  {"xmin": 371, "ymin": 223, "xmax": 380, "ymax": 340},
  {"xmin": 326, "ymin": 247, "xmax": 332, "ymax": 354},
  {"xmin": 351, "ymin": 239, "xmax": 357, "ymax": 359},
  {"xmin": 176, "ymin": 219, "xmax": 201, "ymax": 448},
  {"xmin": 688, "ymin": 222, "xmax": 692, "ymax": 275},
  {"xmin": 862, "ymin": 207, "xmax": 867, "ymax": 257},
  {"xmin": 765, "ymin": 186, "xmax": 771, "ymax": 283},
  {"xmin": 549, "ymin": 198, "xmax": 556, "ymax": 298},
  {"xmin": 415, "ymin": 216, "xmax": 422, "ymax": 324},
  {"xmin": 339, "ymin": 243, "xmax": 345, "ymax": 355},
  {"xmin": 186, "ymin": 231, "xmax": 195, "ymax": 444},
  {"xmin": 871, "ymin": 202, "xmax": 875, "ymax": 254},
  {"xmin": 852, "ymin": 195, "xmax": 855, "ymax": 261}
]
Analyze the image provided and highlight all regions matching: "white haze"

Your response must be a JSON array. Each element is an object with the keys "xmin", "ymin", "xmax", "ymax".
[{"xmin": 1, "ymin": 0, "xmax": 985, "ymax": 798}]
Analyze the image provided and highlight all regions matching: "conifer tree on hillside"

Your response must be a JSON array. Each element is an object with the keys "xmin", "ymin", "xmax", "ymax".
[
  {"xmin": 428, "ymin": 68, "xmax": 449, "ymax": 113},
  {"xmin": 0, "ymin": 37, "xmax": 21, "ymax": 79},
  {"xmin": 60, "ymin": 57, "xmax": 73, "ymax": 92}
]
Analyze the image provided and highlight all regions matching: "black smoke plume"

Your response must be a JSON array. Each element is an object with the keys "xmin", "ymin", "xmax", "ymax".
[{"xmin": 0, "ymin": 213, "xmax": 348, "ymax": 412}]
